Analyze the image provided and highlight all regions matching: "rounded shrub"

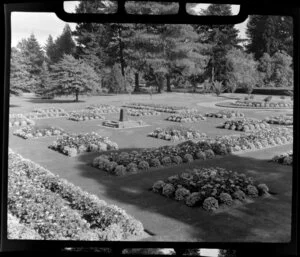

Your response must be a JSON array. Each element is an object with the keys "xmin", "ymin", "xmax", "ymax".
[
  {"xmin": 204, "ymin": 149, "xmax": 215, "ymax": 159},
  {"xmin": 185, "ymin": 192, "xmax": 203, "ymax": 207},
  {"xmin": 257, "ymin": 184, "xmax": 269, "ymax": 196},
  {"xmin": 161, "ymin": 156, "xmax": 172, "ymax": 166},
  {"xmin": 219, "ymin": 193, "xmax": 233, "ymax": 206},
  {"xmin": 149, "ymin": 158, "xmax": 161, "ymax": 167},
  {"xmin": 104, "ymin": 161, "xmax": 118, "ymax": 173},
  {"xmin": 195, "ymin": 151, "xmax": 206, "ymax": 160},
  {"xmin": 152, "ymin": 180, "xmax": 166, "ymax": 193},
  {"xmin": 126, "ymin": 162, "xmax": 138, "ymax": 173},
  {"xmin": 202, "ymin": 197, "xmax": 219, "ymax": 211},
  {"xmin": 138, "ymin": 160, "xmax": 150, "ymax": 171},
  {"xmin": 162, "ymin": 183, "xmax": 175, "ymax": 198},
  {"xmin": 232, "ymin": 190, "xmax": 246, "ymax": 201},
  {"xmin": 246, "ymin": 185, "xmax": 259, "ymax": 198},
  {"xmin": 171, "ymin": 155, "xmax": 183, "ymax": 164},
  {"xmin": 112, "ymin": 165, "xmax": 127, "ymax": 176},
  {"xmin": 183, "ymin": 154, "xmax": 194, "ymax": 163},
  {"xmin": 174, "ymin": 187, "xmax": 190, "ymax": 201}
]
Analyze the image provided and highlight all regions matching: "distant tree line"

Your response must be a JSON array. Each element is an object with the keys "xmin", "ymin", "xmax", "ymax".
[{"xmin": 10, "ymin": 2, "xmax": 293, "ymax": 101}]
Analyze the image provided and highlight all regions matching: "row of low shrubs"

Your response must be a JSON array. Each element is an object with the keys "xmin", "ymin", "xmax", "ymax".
[
  {"xmin": 8, "ymin": 150, "xmax": 144, "ymax": 241},
  {"xmin": 205, "ymin": 110, "xmax": 245, "ymax": 119},
  {"xmin": 85, "ymin": 104, "xmax": 120, "ymax": 113},
  {"xmin": 264, "ymin": 115, "xmax": 293, "ymax": 126},
  {"xmin": 92, "ymin": 141, "xmax": 219, "ymax": 176},
  {"xmin": 148, "ymin": 126, "xmax": 207, "ymax": 142},
  {"xmin": 9, "ymin": 114, "xmax": 35, "ymax": 127},
  {"xmin": 123, "ymin": 103, "xmax": 186, "ymax": 113},
  {"xmin": 7, "ymin": 212, "xmax": 42, "ymax": 240},
  {"xmin": 13, "ymin": 126, "xmax": 65, "ymax": 139},
  {"xmin": 166, "ymin": 113, "xmax": 206, "ymax": 123},
  {"xmin": 68, "ymin": 110, "xmax": 105, "ymax": 122},
  {"xmin": 91, "ymin": 127, "xmax": 293, "ymax": 176},
  {"xmin": 220, "ymin": 118, "xmax": 271, "ymax": 132},
  {"xmin": 24, "ymin": 108, "xmax": 69, "ymax": 119},
  {"xmin": 272, "ymin": 151, "xmax": 293, "ymax": 165},
  {"xmin": 152, "ymin": 167, "xmax": 270, "ymax": 211},
  {"xmin": 49, "ymin": 132, "xmax": 119, "ymax": 157},
  {"xmin": 126, "ymin": 109, "xmax": 161, "ymax": 117},
  {"xmin": 233, "ymin": 100, "xmax": 293, "ymax": 109}
]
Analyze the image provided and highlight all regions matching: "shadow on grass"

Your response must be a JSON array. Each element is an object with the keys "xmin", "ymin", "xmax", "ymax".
[
  {"xmin": 9, "ymin": 104, "xmax": 21, "ymax": 108},
  {"xmin": 26, "ymin": 97, "xmax": 86, "ymax": 104},
  {"xmin": 75, "ymin": 151, "xmax": 292, "ymax": 242}
]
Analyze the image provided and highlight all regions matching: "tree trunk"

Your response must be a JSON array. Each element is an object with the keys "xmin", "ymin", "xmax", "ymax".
[
  {"xmin": 75, "ymin": 90, "xmax": 79, "ymax": 102},
  {"xmin": 134, "ymin": 72, "xmax": 140, "ymax": 92},
  {"xmin": 166, "ymin": 75, "xmax": 171, "ymax": 92},
  {"xmin": 117, "ymin": 27, "xmax": 126, "ymax": 92}
]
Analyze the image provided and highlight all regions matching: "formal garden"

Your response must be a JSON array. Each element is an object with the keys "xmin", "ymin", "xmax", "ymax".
[{"xmin": 7, "ymin": 2, "xmax": 294, "ymax": 245}]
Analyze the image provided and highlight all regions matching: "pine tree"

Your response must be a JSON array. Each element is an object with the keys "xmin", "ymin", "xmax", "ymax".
[
  {"xmin": 35, "ymin": 61, "xmax": 53, "ymax": 98},
  {"xmin": 53, "ymin": 24, "xmax": 76, "ymax": 63},
  {"xmin": 193, "ymin": 4, "xmax": 241, "ymax": 84},
  {"xmin": 45, "ymin": 35, "xmax": 57, "ymax": 65},
  {"xmin": 246, "ymin": 15, "xmax": 293, "ymax": 59},
  {"xmin": 48, "ymin": 54, "xmax": 100, "ymax": 101},
  {"xmin": 16, "ymin": 34, "xmax": 45, "ymax": 91},
  {"xmin": 10, "ymin": 47, "xmax": 37, "ymax": 95}
]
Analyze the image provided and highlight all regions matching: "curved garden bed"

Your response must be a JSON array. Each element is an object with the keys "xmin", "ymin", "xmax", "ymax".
[{"xmin": 216, "ymin": 101, "xmax": 293, "ymax": 109}]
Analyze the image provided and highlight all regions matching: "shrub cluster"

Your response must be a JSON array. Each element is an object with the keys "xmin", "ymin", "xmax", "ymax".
[
  {"xmin": 166, "ymin": 112, "xmax": 206, "ymax": 123},
  {"xmin": 233, "ymin": 100, "xmax": 293, "ymax": 109},
  {"xmin": 85, "ymin": 104, "xmax": 120, "ymax": 114},
  {"xmin": 152, "ymin": 167, "xmax": 270, "ymax": 211},
  {"xmin": 68, "ymin": 110, "xmax": 105, "ymax": 121},
  {"xmin": 148, "ymin": 126, "xmax": 207, "ymax": 142},
  {"xmin": 24, "ymin": 108, "xmax": 69, "ymax": 119},
  {"xmin": 205, "ymin": 110, "xmax": 245, "ymax": 119},
  {"xmin": 9, "ymin": 114, "xmax": 35, "ymax": 127},
  {"xmin": 13, "ymin": 126, "xmax": 65, "ymax": 139},
  {"xmin": 264, "ymin": 115, "xmax": 293, "ymax": 126},
  {"xmin": 122, "ymin": 103, "xmax": 186, "ymax": 113},
  {"xmin": 126, "ymin": 109, "xmax": 161, "ymax": 116},
  {"xmin": 272, "ymin": 151, "xmax": 293, "ymax": 165},
  {"xmin": 8, "ymin": 150, "xmax": 144, "ymax": 240},
  {"xmin": 220, "ymin": 118, "xmax": 270, "ymax": 132},
  {"xmin": 49, "ymin": 132, "xmax": 119, "ymax": 157}
]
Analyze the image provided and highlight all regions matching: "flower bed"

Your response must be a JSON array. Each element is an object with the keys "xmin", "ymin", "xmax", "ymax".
[
  {"xmin": 9, "ymin": 114, "xmax": 35, "ymax": 127},
  {"xmin": 219, "ymin": 118, "xmax": 270, "ymax": 132},
  {"xmin": 24, "ymin": 108, "xmax": 69, "ymax": 119},
  {"xmin": 166, "ymin": 112, "xmax": 206, "ymax": 123},
  {"xmin": 126, "ymin": 109, "xmax": 161, "ymax": 117},
  {"xmin": 264, "ymin": 115, "xmax": 293, "ymax": 126},
  {"xmin": 91, "ymin": 140, "xmax": 223, "ymax": 176},
  {"xmin": 212, "ymin": 127, "xmax": 293, "ymax": 153},
  {"xmin": 68, "ymin": 110, "xmax": 105, "ymax": 121},
  {"xmin": 205, "ymin": 110, "xmax": 245, "ymax": 119},
  {"xmin": 231, "ymin": 100, "xmax": 293, "ymax": 109},
  {"xmin": 13, "ymin": 126, "xmax": 66, "ymax": 139},
  {"xmin": 272, "ymin": 151, "xmax": 293, "ymax": 165},
  {"xmin": 49, "ymin": 132, "xmax": 119, "ymax": 157},
  {"xmin": 85, "ymin": 104, "xmax": 120, "ymax": 113},
  {"xmin": 91, "ymin": 127, "xmax": 292, "ymax": 176},
  {"xmin": 148, "ymin": 126, "xmax": 207, "ymax": 142},
  {"xmin": 8, "ymin": 212, "xmax": 42, "ymax": 240},
  {"xmin": 152, "ymin": 167, "xmax": 270, "ymax": 211},
  {"xmin": 123, "ymin": 103, "xmax": 186, "ymax": 113},
  {"xmin": 8, "ymin": 150, "xmax": 144, "ymax": 240}
]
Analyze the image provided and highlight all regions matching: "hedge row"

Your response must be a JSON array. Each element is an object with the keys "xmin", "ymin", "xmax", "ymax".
[{"xmin": 8, "ymin": 150, "xmax": 144, "ymax": 241}]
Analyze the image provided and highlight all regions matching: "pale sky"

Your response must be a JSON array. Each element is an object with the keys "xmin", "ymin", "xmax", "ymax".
[{"xmin": 11, "ymin": 2, "xmax": 248, "ymax": 48}]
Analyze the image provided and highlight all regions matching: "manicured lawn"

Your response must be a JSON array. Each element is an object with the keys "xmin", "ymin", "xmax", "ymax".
[{"xmin": 8, "ymin": 93, "xmax": 293, "ymax": 242}]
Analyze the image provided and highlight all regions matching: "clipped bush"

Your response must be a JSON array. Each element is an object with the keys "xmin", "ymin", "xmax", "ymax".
[
  {"xmin": 138, "ymin": 160, "xmax": 150, "ymax": 171},
  {"xmin": 183, "ymin": 154, "xmax": 194, "ymax": 163},
  {"xmin": 202, "ymin": 197, "xmax": 219, "ymax": 211}
]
